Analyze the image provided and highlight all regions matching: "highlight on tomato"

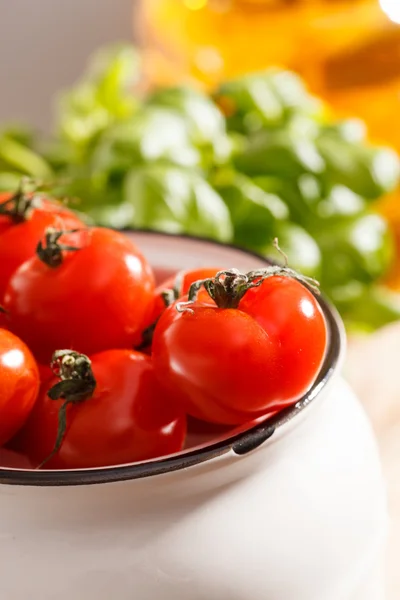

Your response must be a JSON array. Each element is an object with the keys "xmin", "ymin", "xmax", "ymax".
[
  {"xmin": 15, "ymin": 349, "xmax": 187, "ymax": 470},
  {"xmin": 0, "ymin": 327, "xmax": 39, "ymax": 446},
  {"xmin": 152, "ymin": 264, "xmax": 328, "ymax": 425},
  {"xmin": 0, "ymin": 183, "xmax": 84, "ymax": 299},
  {"xmin": 4, "ymin": 227, "xmax": 156, "ymax": 362}
]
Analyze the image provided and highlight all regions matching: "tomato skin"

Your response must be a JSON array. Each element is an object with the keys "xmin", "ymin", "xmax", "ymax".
[
  {"xmin": 37, "ymin": 363, "xmax": 53, "ymax": 386},
  {"xmin": 153, "ymin": 304, "xmax": 281, "ymax": 424},
  {"xmin": 0, "ymin": 309, "xmax": 8, "ymax": 330},
  {"xmin": 147, "ymin": 267, "xmax": 223, "ymax": 328},
  {"xmin": 16, "ymin": 350, "xmax": 186, "ymax": 469},
  {"xmin": 0, "ymin": 448, "xmax": 33, "ymax": 469},
  {"xmin": 0, "ymin": 328, "xmax": 39, "ymax": 445},
  {"xmin": 152, "ymin": 276, "xmax": 327, "ymax": 425},
  {"xmin": 4, "ymin": 228, "xmax": 155, "ymax": 362},
  {"xmin": 240, "ymin": 276, "xmax": 327, "ymax": 402},
  {"xmin": 0, "ymin": 193, "xmax": 83, "ymax": 299}
]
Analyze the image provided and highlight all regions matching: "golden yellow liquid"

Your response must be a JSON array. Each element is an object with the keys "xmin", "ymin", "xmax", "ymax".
[
  {"xmin": 136, "ymin": 0, "xmax": 400, "ymax": 149},
  {"xmin": 135, "ymin": 0, "xmax": 400, "ymax": 286}
]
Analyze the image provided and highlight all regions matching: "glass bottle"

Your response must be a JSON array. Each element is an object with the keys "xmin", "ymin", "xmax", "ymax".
[{"xmin": 135, "ymin": 0, "xmax": 400, "ymax": 150}]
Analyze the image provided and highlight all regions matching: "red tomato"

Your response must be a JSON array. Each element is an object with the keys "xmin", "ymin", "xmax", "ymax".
[
  {"xmin": 0, "ymin": 328, "xmax": 39, "ymax": 445},
  {"xmin": 187, "ymin": 415, "xmax": 232, "ymax": 435},
  {"xmin": 139, "ymin": 267, "xmax": 223, "ymax": 352},
  {"xmin": 37, "ymin": 363, "xmax": 53, "ymax": 386},
  {"xmin": 0, "ymin": 190, "xmax": 84, "ymax": 299},
  {"xmin": 16, "ymin": 349, "xmax": 186, "ymax": 469},
  {"xmin": 152, "ymin": 271, "xmax": 327, "ymax": 425},
  {"xmin": 0, "ymin": 448, "xmax": 33, "ymax": 469},
  {"xmin": 4, "ymin": 228, "xmax": 155, "ymax": 362},
  {"xmin": 150, "ymin": 267, "xmax": 223, "ymax": 324},
  {"xmin": 0, "ymin": 306, "xmax": 8, "ymax": 330}
]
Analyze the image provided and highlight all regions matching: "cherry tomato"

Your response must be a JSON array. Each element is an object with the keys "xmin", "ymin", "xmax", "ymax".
[
  {"xmin": 0, "ymin": 190, "xmax": 84, "ymax": 299},
  {"xmin": 187, "ymin": 415, "xmax": 232, "ymax": 435},
  {"xmin": 37, "ymin": 363, "xmax": 53, "ymax": 386},
  {"xmin": 16, "ymin": 349, "xmax": 186, "ymax": 469},
  {"xmin": 0, "ymin": 328, "xmax": 39, "ymax": 445},
  {"xmin": 139, "ymin": 267, "xmax": 223, "ymax": 352},
  {"xmin": 152, "ymin": 270, "xmax": 327, "ymax": 425},
  {"xmin": 0, "ymin": 448, "xmax": 33, "ymax": 469},
  {"xmin": 0, "ymin": 306, "xmax": 8, "ymax": 330},
  {"xmin": 4, "ymin": 228, "xmax": 155, "ymax": 361},
  {"xmin": 150, "ymin": 267, "xmax": 223, "ymax": 324}
]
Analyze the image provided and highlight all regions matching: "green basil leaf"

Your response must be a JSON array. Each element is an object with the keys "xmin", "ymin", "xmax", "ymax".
[
  {"xmin": 316, "ymin": 213, "xmax": 394, "ymax": 288},
  {"xmin": 148, "ymin": 86, "xmax": 231, "ymax": 163},
  {"xmin": 0, "ymin": 135, "xmax": 53, "ymax": 180},
  {"xmin": 216, "ymin": 173, "xmax": 288, "ymax": 248},
  {"xmin": 315, "ymin": 185, "xmax": 366, "ymax": 220},
  {"xmin": 234, "ymin": 130, "xmax": 325, "ymax": 177},
  {"xmin": 90, "ymin": 107, "xmax": 201, "ymax": 188},
  {"xmin": 0, "ymin": 172, "xmax": 24, "ymax": 191},
  {"xmin": 215, "ymin": 69, "xmax": 322, "ymax": 133},
  {"xmin": 124, "ymin": 164, "xmax": 233, "ymax": 242},
  {"xmin": 317, "ymin": 132, "xmax": 400, "ymax": 199},
  {"xmin": 340, "ymin": 286, "xmax": 400, "ymax": 333},
  {"xmin": 58, "ymin": 44, "xmax": 140, "ymax": 149}
]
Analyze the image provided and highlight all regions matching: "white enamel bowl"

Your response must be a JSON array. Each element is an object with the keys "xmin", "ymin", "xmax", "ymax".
[{"xmin": 0, "ymin": 232, "xmax": 387, "ymax": 600}]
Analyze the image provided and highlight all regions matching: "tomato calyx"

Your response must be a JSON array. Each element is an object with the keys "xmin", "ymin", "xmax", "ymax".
[
  {"xmin": 175, "ymin": 238, "xmax": 320, "ymax": 313},
  {"xmin": 49, "ymin": 350, "xmax": 96, "ymax": 401},
  {"xmin": 177, "ymin": 266, "xmax": 320, "ymax": 313},
  {"xmin": 137, "ymin": 272, "xmax": 185, "ymax": 350},
  {"xmin": 157, "ymin": 271, "xmax": 186, "ymax": 309},
  {"xmin": 36, "ymin": 227, "xmax": 83, "ymax": 268},
  {"xmin": 137, "ymin": 320, "xmax": 159, "ymax": 351},
  {"xmin": 0, "ymin": 180, "xmax": 42, "ymax": 223},
  {"xmin": 38, "ymin": 350, "xmax": 96, "ymax": 468}
]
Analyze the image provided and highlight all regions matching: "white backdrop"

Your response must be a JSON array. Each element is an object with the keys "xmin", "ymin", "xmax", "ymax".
[{"xmin": 0, "ymin": 0, "xmax": 133, "ymax": 130}]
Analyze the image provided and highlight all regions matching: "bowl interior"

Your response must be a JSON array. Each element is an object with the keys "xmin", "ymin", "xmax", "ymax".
[
  {"xmin": 0, "ymin": 232, "xmax": 343, "ymax": 485},
  {"xmin": 129, "ymin": 231, "xmax": 271, "ymax": 281}
]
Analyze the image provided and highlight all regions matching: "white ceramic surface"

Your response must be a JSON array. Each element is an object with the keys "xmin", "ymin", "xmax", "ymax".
[{"xmin": 0, "ymin": 233, "xmax": 387, "ymax": 600}]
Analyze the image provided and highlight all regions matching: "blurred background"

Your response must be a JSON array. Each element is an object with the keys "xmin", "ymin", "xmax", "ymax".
[
  {"xmin": 0, "ymin": 1, "xmax": 132, "ymax": 129},
  {"xmin": 3, "ymin": 0, "xmax": 400, "ymax": 143},
  {"xmin": 2, "ymin": 0, "xmax": 400, "ymax": 327},
  {"xmin": 137, "ymin": 0, "xmax": 400, "ymax": 148}
]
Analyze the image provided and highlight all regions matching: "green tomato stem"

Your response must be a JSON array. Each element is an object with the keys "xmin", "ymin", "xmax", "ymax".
[
  {"xmin": 0, "ymin": 177, "xmax": 42, "ymax": 223},
  {"xmin": 136, "ymin": 271, "xmax": 186, "ymax": 350},
  {"xmin": 177, "ymin": 266, "xmax": 320, "ymax": 313},
  {"xmin": 37, "ymin": 350, "xmax": 96, "ymax": 469},
  {"xmin": 36, "ymin": 227, "xmax": 83, "ymax": 268}
]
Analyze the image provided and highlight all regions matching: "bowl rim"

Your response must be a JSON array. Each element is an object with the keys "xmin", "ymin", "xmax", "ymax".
[{"xmin": 0, "ymin": 231, "xmax": 345, "ymax": 487}]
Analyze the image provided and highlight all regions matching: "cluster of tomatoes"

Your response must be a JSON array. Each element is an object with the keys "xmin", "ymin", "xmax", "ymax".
[{"xmin": 0, "ymin": 186, "xmax": 328, "ymax": 471}]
